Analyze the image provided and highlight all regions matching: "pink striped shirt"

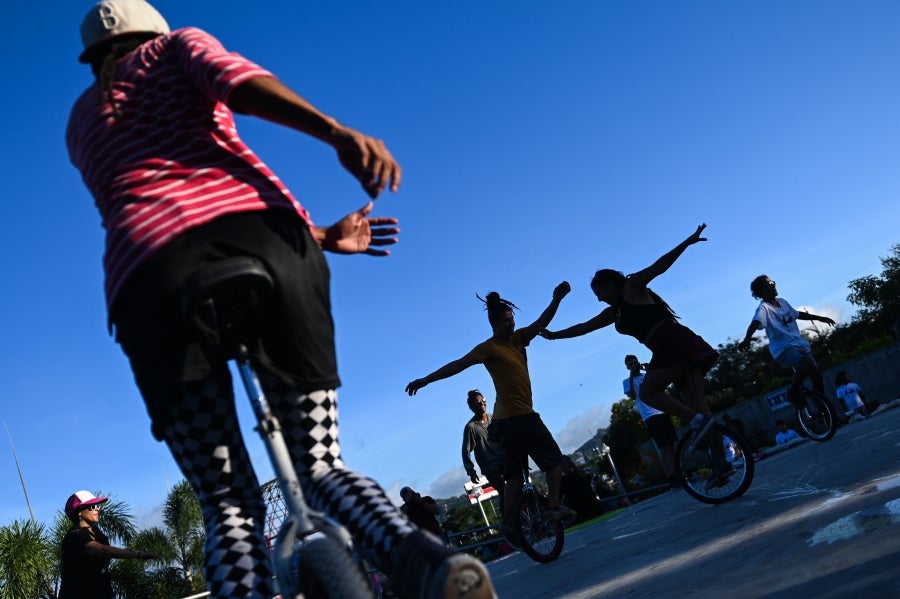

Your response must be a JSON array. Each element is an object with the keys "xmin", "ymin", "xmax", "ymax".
[{"xmin": 66, "ymin": 27, "xmax": 314, "ymax": 309}]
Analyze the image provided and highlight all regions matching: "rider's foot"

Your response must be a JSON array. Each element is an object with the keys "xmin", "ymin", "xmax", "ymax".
[
  {"xmin": 391, "ymin": 530, "xmax": 497, "ymax": 599},
  {"xmin": 545, "ymin": 504, "xmax": 577, "ymax": 522},
  {"xmin": 688, "ymin": 414, "xmax": 715, "ymax": 451}
]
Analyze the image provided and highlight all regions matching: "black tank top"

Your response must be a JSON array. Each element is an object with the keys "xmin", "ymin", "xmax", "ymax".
[{"xmin": 615, "ymin": 299, "xmax": 672, "ymax": 343}]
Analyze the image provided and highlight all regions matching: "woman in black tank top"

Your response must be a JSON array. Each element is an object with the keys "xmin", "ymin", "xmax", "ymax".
[{"xmin": 540, "ymin": 224, "xmax": 718, "ymax": 436}]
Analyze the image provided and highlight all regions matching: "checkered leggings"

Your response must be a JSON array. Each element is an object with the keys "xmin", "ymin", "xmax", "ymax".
[{"xmin": 161, "ymin": 370, "xmax": 414, "ymax": 598}]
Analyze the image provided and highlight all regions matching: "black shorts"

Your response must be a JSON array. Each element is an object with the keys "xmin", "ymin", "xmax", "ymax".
[
  {"xmin": 644, "ymin": 414, "xmax": 677, "ymax": 449},
  {"xmin": 110, "ymin": 210, "xmax": 339, "ymax": 439},
  {"xmin": 488, "ymin": 412, "xmax": 565, "ymax": 483}
]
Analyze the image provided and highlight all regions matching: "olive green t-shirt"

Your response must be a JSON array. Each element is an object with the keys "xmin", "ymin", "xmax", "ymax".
[{"xmin": 469, "ymin": 330, "xmax": 533, "ymax": 419}]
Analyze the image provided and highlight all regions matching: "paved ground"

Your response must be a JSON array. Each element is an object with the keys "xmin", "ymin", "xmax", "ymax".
[{"xmin": 486, "ymin": 402, "xmax": 900, "ymax": 598}]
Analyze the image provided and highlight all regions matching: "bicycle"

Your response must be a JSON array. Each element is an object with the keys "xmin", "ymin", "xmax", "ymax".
[
  {"xmin": 182, "ymin": 256, "xmax": 374, "ymax": 599},
  {"xmin": 506, "ymin": 461, "xmax": 565, "ymax": 563}
]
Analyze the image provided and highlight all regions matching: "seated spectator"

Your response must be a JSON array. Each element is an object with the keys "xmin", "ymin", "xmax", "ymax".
[
  {"xmin": 835, "ymin": 371, "xmax": 870, "ymax": 418},
  {"xmin": 774, "ymin": 420, "xmax": 801, "ymax": 445}
]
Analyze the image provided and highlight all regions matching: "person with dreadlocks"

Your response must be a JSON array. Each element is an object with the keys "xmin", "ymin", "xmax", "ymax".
[
  {"xmin": 541, "ymin": 224, "xmax": 720, "ymax": 451},
  {"xmin": 66, "ymin": 1, "xmax": 495, "ymax": 598},
  {"xmin": 406, "ymin": 282, "xmax": 577, "ymax": 544}
]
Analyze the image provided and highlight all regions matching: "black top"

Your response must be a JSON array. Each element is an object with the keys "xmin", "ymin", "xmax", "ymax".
[
  {"xmin": 615, "ymin": 299, "xmax": 672, "ymax": 343},
  {"xmin": 59, "ymin": 526, "xmax": 114, "ymax": 599}
]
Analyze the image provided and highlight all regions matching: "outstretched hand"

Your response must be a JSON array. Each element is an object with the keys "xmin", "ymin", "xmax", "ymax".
[
  {"xmin": 538, "ymin": 329, "xmax": 555, "ymax": 340},
  {"xmin": 332, "ymin": 126, "xmax": 402, "ymax": 198},
  {"xmin": 321, "ymin": 201, "xmax": 399, "ymax": 256},
  {"xmin": 686, "ymin": 223, "xmax": 708, "ymax": 246},
  {"xmin": 406, "ymin": 379, "xmax": 426, "ymax": 396}
]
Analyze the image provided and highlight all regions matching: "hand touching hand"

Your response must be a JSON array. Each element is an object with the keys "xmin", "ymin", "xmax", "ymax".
[
  {"xmin": 553, "ymin": 281, "xmax": 571, "ymax": 300},
  {"xmin": 321, "ymin": 201, "xmax": 399, "ymax": 255}
]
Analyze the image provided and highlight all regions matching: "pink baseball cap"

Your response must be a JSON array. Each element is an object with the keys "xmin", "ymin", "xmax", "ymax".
[{"xmin": 65, "ymin": 490, "xmax": 109, "ymax": 518}]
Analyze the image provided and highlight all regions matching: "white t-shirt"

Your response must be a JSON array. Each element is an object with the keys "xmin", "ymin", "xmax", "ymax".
[
  {"xmin": 624, "ymin": 373, "xmax": 664, "ymax": 421},
  {"xmin": 776, "ymin": 428, "xmax": 801, "ymax": 445},
  {"xmin": 836, "ymin": 382, "xmax": 864, "ymax": 410},
  {"xmin": 752, "ymin": 297, "xmax": 809, "ymax": 359}
]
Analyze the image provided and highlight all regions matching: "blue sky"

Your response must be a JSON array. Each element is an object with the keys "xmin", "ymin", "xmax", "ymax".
[{"xmin": 2, "ymin": 0, "xmax": 898, "ymax": 528}]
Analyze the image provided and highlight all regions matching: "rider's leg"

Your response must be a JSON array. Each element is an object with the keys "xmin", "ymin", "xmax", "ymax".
[
  {"xmin": 261, "ymin": 377, "xmax": 415, "ymax": 568},
  {"xmin": 545, "ymin": 463, "xmax": 565, "ymax": 509},
  {"xmin": 161, "ymin": 372, "xmax": 274, "ymax": 599},
  {"xmin": 263, "ymin": 377, "xmax": 495, "ymax": 599},
  {"xmin": 796, "ymin": 355, "xmax": 825, "ymax": 393},
  {"xmin": 639, "ymin": 367, "xmax": 700, "ymax": 420}
]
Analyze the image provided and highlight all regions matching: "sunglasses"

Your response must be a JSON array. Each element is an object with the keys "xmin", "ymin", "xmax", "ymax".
[{"xmin": 85, "ymin": 504, "xmax": 102, "ymax": 512}]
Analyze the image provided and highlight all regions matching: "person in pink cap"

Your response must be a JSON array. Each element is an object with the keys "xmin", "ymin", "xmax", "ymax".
[{"xmin": 59, "ymin": 491, "xmax": 159, "ymax": 598}]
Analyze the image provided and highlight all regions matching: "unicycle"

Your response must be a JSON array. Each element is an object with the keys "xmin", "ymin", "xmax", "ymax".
[
  {"xmin": 512, "ymin": 464, "xmax": 564, "ymax": 563},
  {"xmin": 182, "ymin": 256, "xmax": 374, "ymax": 599},
  {"xmin": 793, "ymin": 386, "xmax": 837, "ymax": 442},
  {"xmin": 674, "ymin": 423, "xmax": 755, "ymax": 505}
]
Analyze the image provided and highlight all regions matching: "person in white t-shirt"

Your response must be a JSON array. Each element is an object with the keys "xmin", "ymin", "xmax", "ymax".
[
  {"xmin": 623, "ymin": 355, "xmax": 680, "ymax": 489},
  {"xmin": 835, "ymin": 371, "xmax": 870, "ymax": 418},
  {"xmin": 738, "ymin": 275, "xmax": 835, "ymax": 405},
  {"xmin": 774, "ymin": 420, "xmax": 802, "ymax": 445}
]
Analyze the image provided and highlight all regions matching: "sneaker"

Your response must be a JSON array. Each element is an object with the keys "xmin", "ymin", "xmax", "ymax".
[
  {"xmin": 391, "ymin": 530, "xmax": 497, "ymax": 599},
  {"xmin": 687, "ymin": 415, "xmax": 715, "ymax": 452},
  {"xmin": 545, "ymin": 504, "xmax": 577, "ymax": 522}
]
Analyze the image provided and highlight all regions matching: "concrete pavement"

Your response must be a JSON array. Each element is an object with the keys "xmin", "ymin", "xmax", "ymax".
[{"xmin": 486, "ymin": 401, "xmax": 900, "ymax": 598}]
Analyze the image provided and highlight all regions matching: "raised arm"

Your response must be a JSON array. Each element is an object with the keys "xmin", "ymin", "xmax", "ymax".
[
  {"xmin": 628, "ymin": 224, "xmax": 707, "ymax": 289},
  {"xmin": 797, "ymin": 311, "xmax": 836, "ymax": 326},
  {"xmin": 228, "ymin": 75, "xmax": 401, "ymax": 199},
  {"xmin": 518, "ymin": 281, "xmax": 571, "ymax": 341},
  {"xmin": 540, "ymin": 306, "xmax": 616, "ymax": 340},
  {"xmin": 406, "ymin": 352, "xmax": 480, "ymax": 396}
]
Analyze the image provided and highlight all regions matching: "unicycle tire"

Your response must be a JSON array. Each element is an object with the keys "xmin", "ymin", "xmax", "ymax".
[
  {"xmin": 674, "ymin": 424, "xmax": 755, "ymax": 505},
  {"xmin": 296, "ymin": 535, "xmax": 375, "ymax": 599},
  {"xmin": 796, "ymin": 390, "xmax": 837, "ymax": 442},
  {"xmin": 514, "ymin": 490, "xmax": 564, "ymax": 563}
]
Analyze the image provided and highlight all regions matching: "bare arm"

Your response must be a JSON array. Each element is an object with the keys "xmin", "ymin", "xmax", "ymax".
[
  {"xmin": 228, "ymin": 75, "xmax": 401, "ymax": 199},
  {"xmin": 406, "ymin": 352, "xmax": 480, "ymax": 396},
  {"xmin": 518, "ymin": 282, "xmax": 571, "ymax": 341},
  {"xmin": 797, "ymin": 311, "xmax": 836, "ymax": 326},
  {"xmin": 738, "ymin": 320, "xmax": 761, "ymax": 350},
  {"xmin": 541, "ymin": 307, "xmax": 616, "ymax": 340},
  {"xmin": 628, "ymin": 224, "xmax": 707, "ymax": 290},
  {"xmin": 84, "ymin": 542, "xmax": 159, "ymax": 561}
]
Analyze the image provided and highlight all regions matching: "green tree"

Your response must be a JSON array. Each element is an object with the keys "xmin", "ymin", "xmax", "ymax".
[
  {"xmin": 847, "ymin": 244, "xmax": 900, "ymax": 332},
  {"xmin": 160, "ymin": 480, "xmax": 205, "ymax": 592},
  {"xmin": 0, "ymin": 519, "xmax": 56, "ymax": 599}
]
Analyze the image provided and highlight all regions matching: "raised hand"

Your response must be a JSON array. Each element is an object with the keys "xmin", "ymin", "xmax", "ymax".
[
  {"xmin": 686, "ymin": 223, "xmax": 708, "ymax": 246},
  {"xmin": 553, "ymin": 281, "xmax": 571, "ymax": 300},
  {"xmin": 321, "ymin": 201, "xmax": 399, "ymax": 256}
]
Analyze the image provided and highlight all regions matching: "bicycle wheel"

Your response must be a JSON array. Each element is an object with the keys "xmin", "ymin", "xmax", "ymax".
[
  {"xmin": 514, "ymin": 490, "xmax": 564, "ymax": 563},
  {"xmin": 296, "ymin": 535, "xmax": 375, "ymax": 599},
  {"xmin": 795, "ymin": 389, "xmax": 837, "ymax": 442},
  {"xmin": 674, "ymin": 424, "xmax": 755, "ymax": 505}
]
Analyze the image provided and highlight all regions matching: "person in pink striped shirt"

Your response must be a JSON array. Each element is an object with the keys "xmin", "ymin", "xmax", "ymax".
[{"xmin": 67, "ymin": 2, "xmax": 495, "ymax": 598}]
